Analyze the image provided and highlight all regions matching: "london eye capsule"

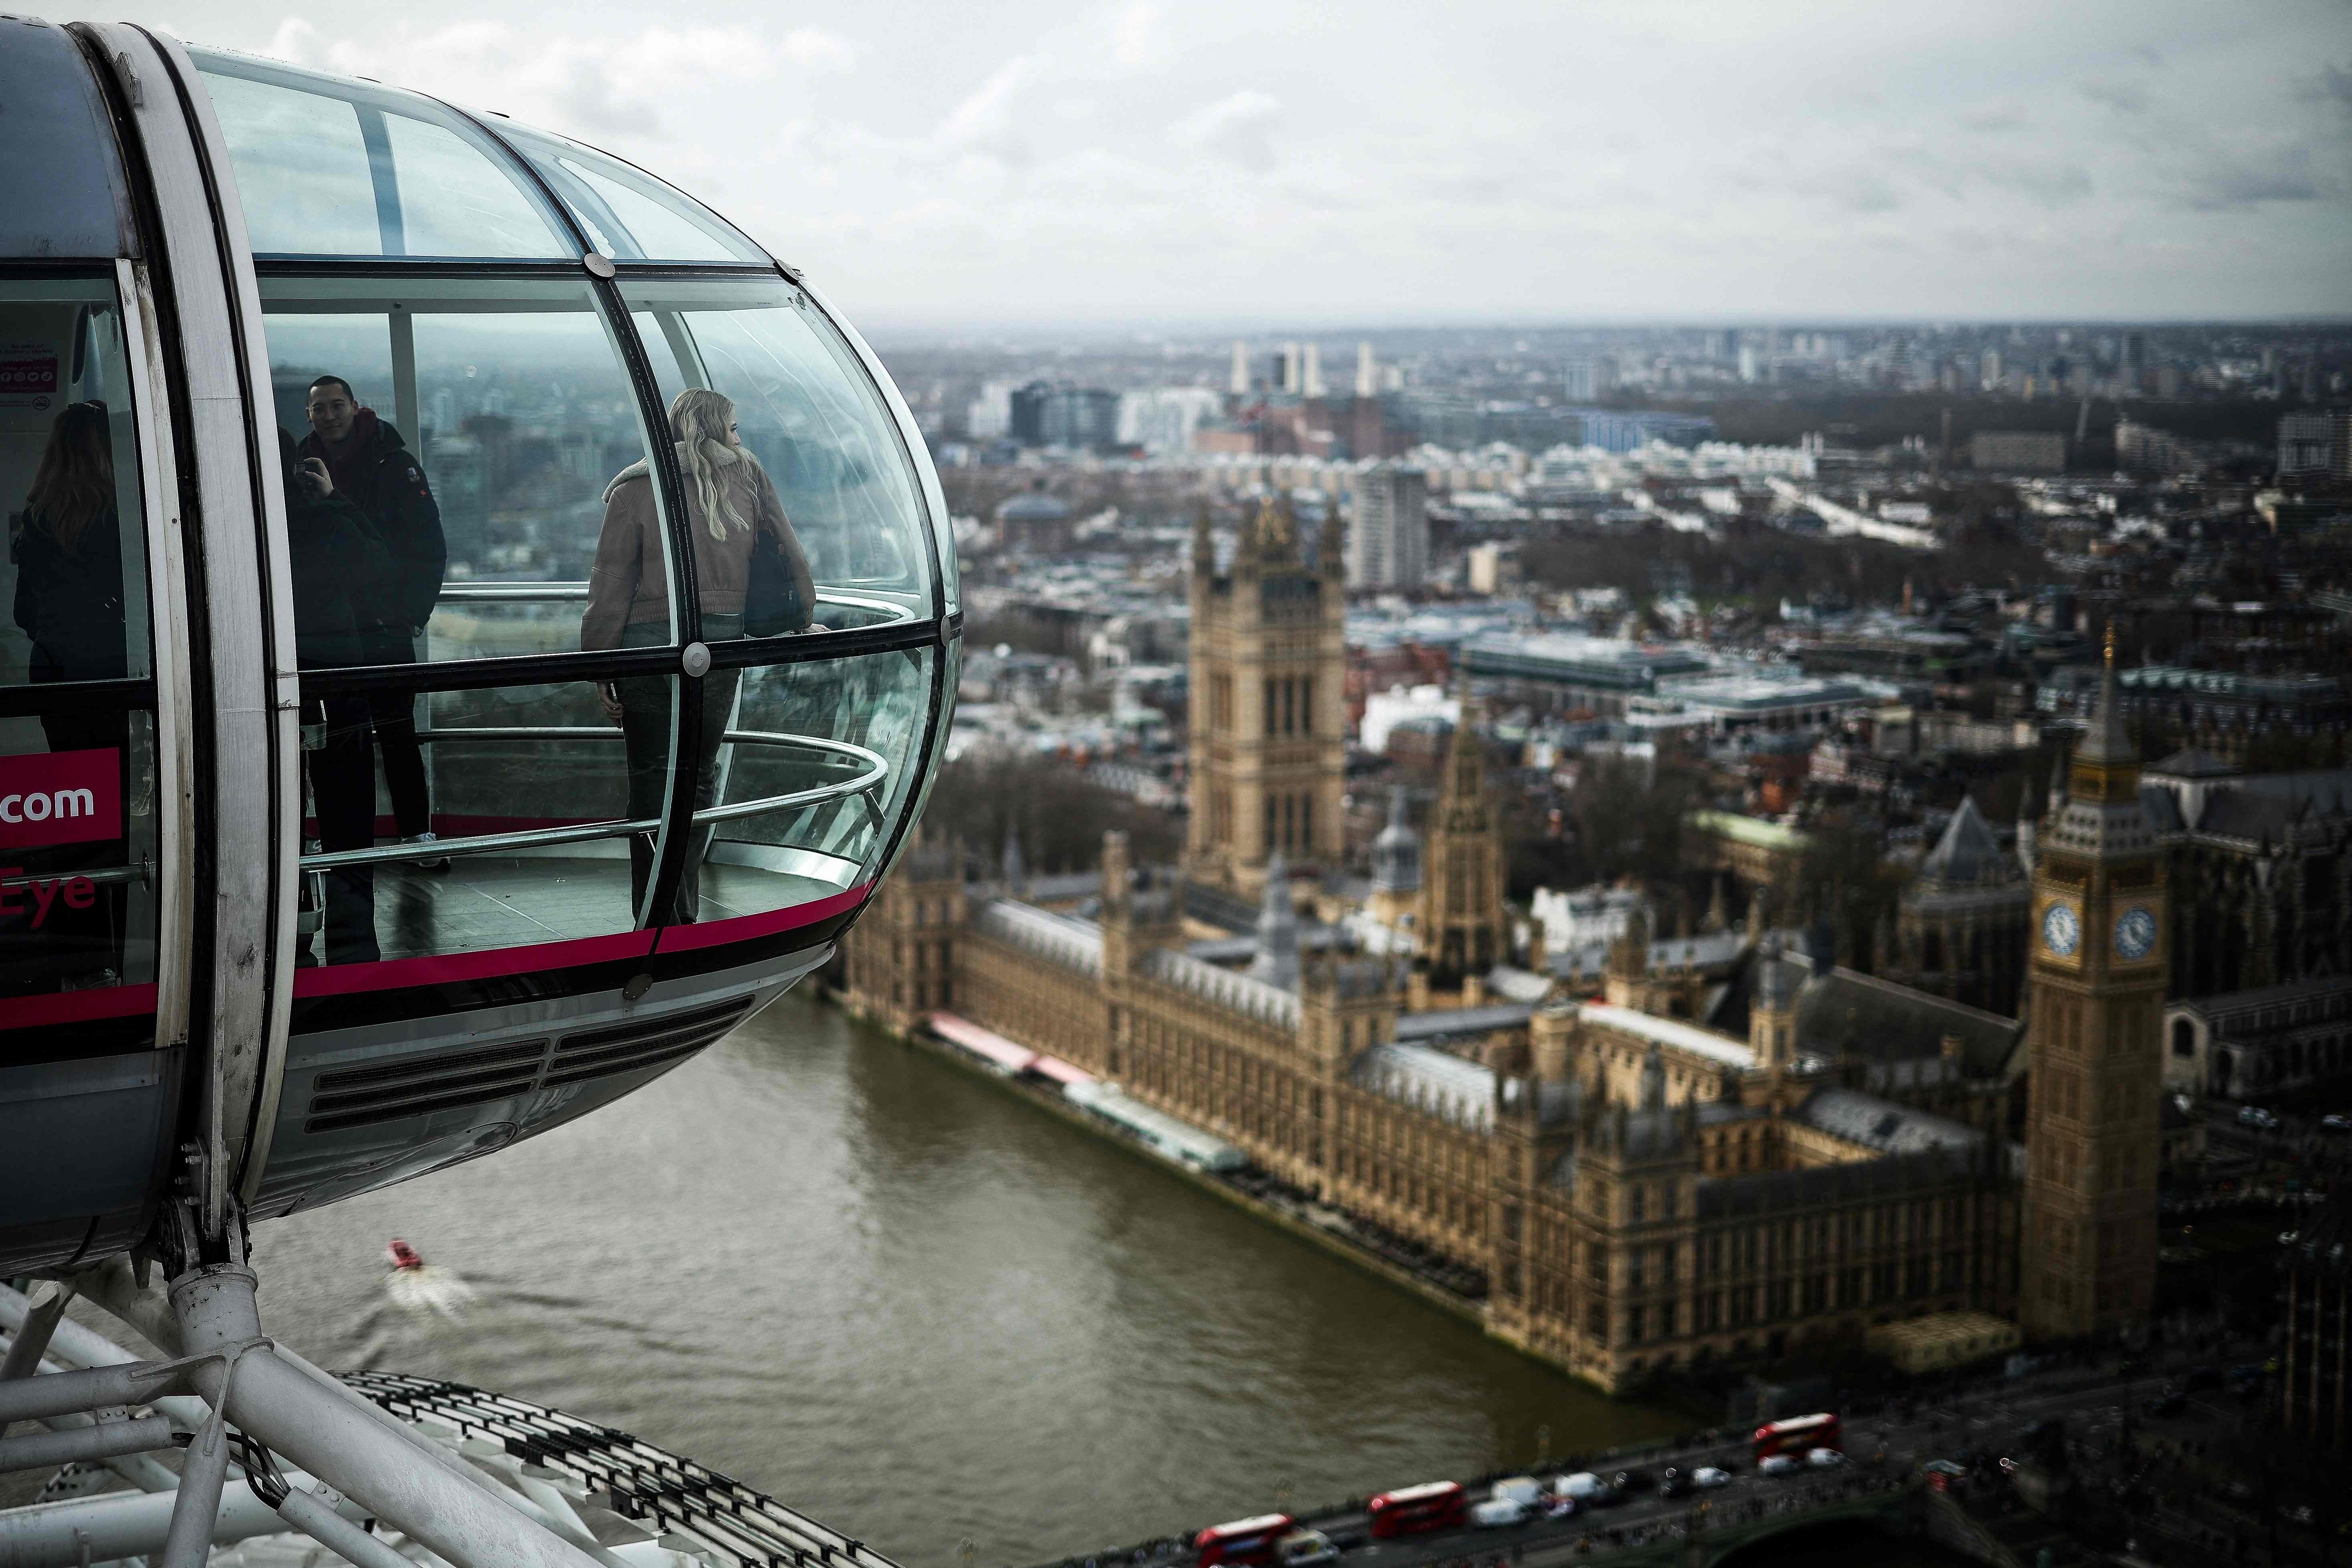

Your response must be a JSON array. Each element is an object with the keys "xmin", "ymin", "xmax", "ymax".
[{"xmin": 1, "ymin": 18, "xmax": 959, "ymax": 1275}]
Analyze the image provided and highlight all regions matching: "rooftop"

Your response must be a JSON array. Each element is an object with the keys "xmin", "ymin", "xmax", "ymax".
[
  {"xmin": 1579, "ymin": 1002, "xmax": 1758, "ymax": 1071},
  {"xmin": 1354, "ymin": 1041, "xmax": 1496, "ymax": 1131},
  {"xmin": 1394, "ymin": 1003, "xmax": 1536, "ymax": 1043},
  {"xmin": 971, "ymin": 900, "xmax": 1102, "ymax": 976},
  {"xmin": 1796, "ymin": 1086, "xmax": 1985, "ymax": 1155}
]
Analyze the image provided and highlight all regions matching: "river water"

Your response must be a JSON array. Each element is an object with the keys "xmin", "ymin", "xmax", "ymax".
[{"xmin": 250, "ymin": 993, "xmax": 1699, "ymax": 1568}]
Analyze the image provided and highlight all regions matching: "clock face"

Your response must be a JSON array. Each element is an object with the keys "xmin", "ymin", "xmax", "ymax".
[
  {"xmin": 2115, "ymin": 906, "xmax": 2158, "ymax": 962},
  {"xmin": 2041, "ymin": 901, "xmax": 2081, "ymax": 958}
]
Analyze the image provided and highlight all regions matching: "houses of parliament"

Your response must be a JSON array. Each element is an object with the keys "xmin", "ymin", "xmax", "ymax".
[{"xmin": 839, "ymin": 505, "xmax": 2166, "ymax": 1391}]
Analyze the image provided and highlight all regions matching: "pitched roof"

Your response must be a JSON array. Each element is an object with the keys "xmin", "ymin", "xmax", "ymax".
[
  {"xmin": 1393, "ymin": 1003, "xmax": 1534, "ymax": 1043},
  {"xmin": 2149, "ymin": 748, "xmax": 2237, "ymax": 780},
  {"xmin": 1138, "ymin": 946, "xmax": 1300, "ymax": 1028},
  {"xmin": 1917, "ymin": 796, "xmax": 2017, "ymax": 888},
  {"xmin": 1790, "ymin": 967, "xmax": 2022, "ymax": 1078},
  {"xmin": 1579, "ymin": 1002, "xmax": 1757, "ymax": 1070},
  {"xmin": 970, "ymin": 900, "xmax": 1102, "ymax": 976},
  {"xmin": 1355, "ymin": 1041, "xmax": 1495, "ymax": 1130},
  {"xmin": 1795, "ymin": 1086, "xmax": 1985, "ymax": 1155}
]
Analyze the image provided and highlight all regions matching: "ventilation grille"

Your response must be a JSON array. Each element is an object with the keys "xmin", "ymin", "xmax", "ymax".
[
  {"xmin": 548, "ymin": 998, "xmax": 752, "ymax": 1088},
  {"xmin": 303, "ymin": 997, "xmax": 754, "ymax": 1133},
  {"xmin": 307, "ymin": 1039, "xmax": 550, "ymax": 1133}
]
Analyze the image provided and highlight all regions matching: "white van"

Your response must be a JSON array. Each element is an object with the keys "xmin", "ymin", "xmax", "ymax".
[
  {"xmin": 1491, "ymin": 1476, "xmax": 1543, "ymax": 1507},
  {"xmin": 1471, "ymin": 1498, "xmax": 1529, "ymax": 1529},
  {"xmin": 1554, "ymin": 1472, "xmax": 1606, "ymax": 1501}
]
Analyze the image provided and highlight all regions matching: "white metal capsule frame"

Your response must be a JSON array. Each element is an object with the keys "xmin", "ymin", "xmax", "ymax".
[{"xmin": 0, "ymin": 18, "xmax": 958, "ymax": 1286}]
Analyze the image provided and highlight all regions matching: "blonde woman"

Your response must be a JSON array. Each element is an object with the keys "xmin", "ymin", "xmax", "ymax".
[{"xmin": 585, "ymin": 388, "xmax": 817, "ymax": 925}]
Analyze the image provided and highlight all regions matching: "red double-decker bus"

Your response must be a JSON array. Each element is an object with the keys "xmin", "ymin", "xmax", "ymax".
[
  {"xmin": 1752, "ymin": 1412, "xmax": 1841, "ymax": 1463},
  {"xmin": 1367, "ymin": 1481, "xmax": 1467, "ymax": 1538},
  {"xmin": 1194, "ymin": 1515, "xmax": 1295, "ymax": 1567}
]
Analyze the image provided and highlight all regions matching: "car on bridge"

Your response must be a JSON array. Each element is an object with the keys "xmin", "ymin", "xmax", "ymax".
[
  {"xmin": 1758, "ymin": 1455, "xmax": 1802, "ymax": 1478},
  {"xmin": 1693, "ymin": 1467, "xmax": 1734, "ymax": 1490},
  {"xmin": 1276, "ymin": 1530, "xmax": 1335, "ymax": 1567},
  {"xmin": 1807, "ymin": 1447, "xmax": 1849, "ymax": 1469},
  {"xmin": 1470, "ymin": 1498, "xmax": 1530, "ymax": 1530}
]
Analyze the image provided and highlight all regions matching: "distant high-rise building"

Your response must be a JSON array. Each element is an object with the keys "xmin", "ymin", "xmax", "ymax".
[
  {"xmin": 966, "ymin": 377, "xmax": 1017, "ymax": 439},
  {"xmin": 1281, "ymin": 341, "xmax": 1303, "ymax": 395},
  {"xmin": 1562, "ymin": 356, "xmax": 1615, "ymax": 403},
  {"xmin": 1009, "ymin": 381, "xmax": 1120, "ymax": 449},
  {"xmin": 1355, "ymin": 342, "xmax": 1378, "ymax": 399},
  {"xmin": 1230, "ymin": 340, "xmax": 1250, "ymax": 396},
  {"xmin": 1119, "ymin": 387, "xmax": 1226, "ymax": 455},
  {"xmin": 2277, "ymin": 409, "xmax": 2348, "ymax": 477},
  {"xmin": 1737, "ymin": 343, "xmax": 1760, "ymax": 383},
  {"xmin": 1346, "ymin": 465, "xmax": 1429, "ymax": 591},
  {"xmin": 1302, "ymin": 342, "xmax": 1324, "ymax": 399}
]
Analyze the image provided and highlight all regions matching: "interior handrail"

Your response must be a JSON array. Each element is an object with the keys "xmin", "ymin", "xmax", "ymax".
[
  {"xmin": 431, "ymin": 583, "xmax": 917, "ymax": 622},
  {"xmin": 0, "ymin": 859, "xmax": 152, "ymax": 893},
  {"xmin": 298, "ymin": 731, "xmax": 889, "ymax": 873}
]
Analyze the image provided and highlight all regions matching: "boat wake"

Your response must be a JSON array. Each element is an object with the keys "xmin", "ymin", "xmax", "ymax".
[{"xmin": 383, "ymin": 1236, "xmax": 477, "ymax": 1319}]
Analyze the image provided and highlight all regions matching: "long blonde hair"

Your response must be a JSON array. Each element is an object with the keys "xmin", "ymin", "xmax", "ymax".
[{"xmin": 671, "ymin": 387, "xmax": 747, "ymax": 542}]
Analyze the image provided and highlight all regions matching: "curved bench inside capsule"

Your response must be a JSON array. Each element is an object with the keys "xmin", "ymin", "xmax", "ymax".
[{"xmin": 1, "ymin": 18, "xmax": 956, "ymax": 1270}]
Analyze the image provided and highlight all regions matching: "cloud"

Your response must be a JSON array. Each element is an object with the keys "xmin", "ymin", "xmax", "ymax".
[
  {"xmin": 1960, "ymin": 100, "xmax": 2029, "ymax": 134},
  {"xmin": 1112, "ymin": 0, "xmax": 1163, "ymax": 70},
  {"xmin": 2302, "ymin": 63, "xmax": 2352, "ymax": 115},
  {"xmin": 2081, "ymin": 78, "xmax": 2151, "ymax": 113},
  {"xmin": 1976, "ymin": 157, "xmax": 2095, "ymax": 206},
  {"xmin": 1167, "ymin": 89, "xmax": 1281, "ymax": 172},
  {"xmin": 937, "ymin": 55, "xmax": 1046, "ymax": 164},
  {"xmin": 260, "ymin": 18, "xmax": 858, "ymax": 139},
  {"xmin": 2178, "ymin": 145, "xmax": 2324, "ymax": 209}
]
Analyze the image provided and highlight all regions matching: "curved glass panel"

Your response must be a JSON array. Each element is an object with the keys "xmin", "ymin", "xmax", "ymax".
[
  {"xmin": 496, "ymin": 126, "xmax": 768, "ymax": 264},
  {"xmin": 696, "ymin": 646, "xmax": 932, "ymax": 920},
  {"xmin": 192, "ymin": 51, "xmax": 571, "ymax": 259},
  {"xmin": 870, "ymin": 633, "xmax": 958, "ymax": 884},
  {"xmin": 622, "ymin": 277, "xmax": 933, "ymax": 628},
  {"xmin": 257, "ymin": 273, "xmax": 675, "ymax": 663},
  {"xmin": 1, "ymin": 273, "xmax": 158, "ymax": 1043},
  {"xmin": 0, "ymin": 18, "xmax": 136, "ymax": 259},
  {"xmin": 294, "ymin": 675, "xmax": 676, "ymax": 970}
]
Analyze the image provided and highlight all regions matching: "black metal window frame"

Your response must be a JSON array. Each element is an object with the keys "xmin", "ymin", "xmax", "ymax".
[{"xmin": 237, "ymin": 91, "xmax": 958, "ymax": 922}]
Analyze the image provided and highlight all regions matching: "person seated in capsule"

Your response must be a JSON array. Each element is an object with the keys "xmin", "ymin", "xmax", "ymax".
[
  {"xmin": 8, "ymin": 401, "xmax": 130, "ymax": 990},
  {"xmin": 583, "ymin": 389, "xmax": 815, "ymax": 926},
  {"xmin": 298, "ymin": 375, "xmax": 447, "ymax": 869},
  {"xmin": 281, "ymin": 428, "xmax": 397, "ymax": 967}
]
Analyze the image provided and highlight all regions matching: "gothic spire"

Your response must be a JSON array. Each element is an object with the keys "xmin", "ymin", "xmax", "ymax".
[
  {"xmin": 2077, "ymin": 622, "xmax": 2134, "ymax": 767},
  {"xmin": 1001, "ymin": 820, "xmax": 1027, "ymax": 895},
  {"xmin": 1248, "ymin": 852, "xmax": 1301, "ymax": 991}
]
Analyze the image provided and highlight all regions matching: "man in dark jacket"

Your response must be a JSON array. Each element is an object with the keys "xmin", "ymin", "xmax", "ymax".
[
  {"xmin": 299, "ymin": 375, "xmax": 447, "ymax": 865},
  {"xmin": 280, "ymin": 428, "xmax": 393, "ymax": 966}
]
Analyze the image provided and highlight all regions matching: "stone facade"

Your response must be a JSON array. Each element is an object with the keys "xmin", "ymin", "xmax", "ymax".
[
  {"xmin": 2020, "ymin": 646, "xmax": 2168, "ymax": 1340},
  {"xmin": 842, "ymin": 833, "xmax": 2026, "ymax": 1392},
  {"xmin": 1183, "ymin": 499, "xmax": 1347, "ymax": 900},
  {"xmin": 1884, "ymin": 796, "xmax": 2032, "ymax": 1018}
]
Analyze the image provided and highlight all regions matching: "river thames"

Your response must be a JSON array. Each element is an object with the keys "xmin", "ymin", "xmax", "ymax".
[{"xmin": 249, "ymin": 992, "xmax": 1706, "ymax": 1567}]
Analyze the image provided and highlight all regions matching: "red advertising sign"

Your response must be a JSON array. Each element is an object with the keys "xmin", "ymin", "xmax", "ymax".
[
  {"xmin": 0, "ymin": 749, "xmax": 122, "ymax": 848},
  {"xmin": 0, "ymin": 342, "xmax": 60, "ymax": 408}
]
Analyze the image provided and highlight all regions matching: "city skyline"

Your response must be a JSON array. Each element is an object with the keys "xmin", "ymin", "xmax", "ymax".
[{"xmin": 83, "ymin": 0, "xmax": 2352, "ymax": 328}]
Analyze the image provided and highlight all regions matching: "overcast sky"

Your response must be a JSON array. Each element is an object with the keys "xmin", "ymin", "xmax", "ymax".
[{"xmin": 93, "ymin": 0, "xmax": 2352, "ymax": 328}]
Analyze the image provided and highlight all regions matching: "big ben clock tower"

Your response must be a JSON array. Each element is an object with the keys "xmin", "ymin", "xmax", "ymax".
[{"xmin": 2021, "ymin": 631, "xmax": 2167, "ymax": 1339}]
